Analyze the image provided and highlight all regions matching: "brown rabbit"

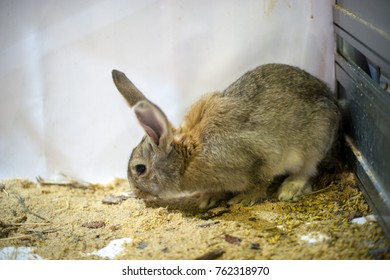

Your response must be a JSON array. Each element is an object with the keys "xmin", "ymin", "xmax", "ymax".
[{"xmin": 112, "ymin": 64, "xmax": 341, "ymax": 209}]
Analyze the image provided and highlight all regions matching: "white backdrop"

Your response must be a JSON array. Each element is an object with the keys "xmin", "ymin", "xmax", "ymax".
[{"xmin": 0, "ymin": 0, "xmax": 334, "ymax": 182}]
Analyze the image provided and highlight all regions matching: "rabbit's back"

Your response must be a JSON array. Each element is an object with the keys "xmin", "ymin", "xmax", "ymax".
[
  {"xmin": 220, "ymin": 64, "xmax": 340, "ymax": 144},
  {"xmin": 223, "ymin": 64, "xmax": 335, "ymax": 102}
]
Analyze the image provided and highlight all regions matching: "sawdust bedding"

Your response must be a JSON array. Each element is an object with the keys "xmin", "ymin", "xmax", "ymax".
[{"xmin": 0, "ymin": 169, "xmax": 389, "ymax": 260}]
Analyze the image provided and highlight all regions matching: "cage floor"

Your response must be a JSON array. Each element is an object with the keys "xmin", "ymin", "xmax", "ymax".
[{"xmin": 1, "ymin": 170, "xmax": 389, "ymax": 260}]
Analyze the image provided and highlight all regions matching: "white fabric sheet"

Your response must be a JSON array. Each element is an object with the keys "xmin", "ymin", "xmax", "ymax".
[{"xmin": 0, "ymin": 0, "xmax": 334, "ymax": 182}]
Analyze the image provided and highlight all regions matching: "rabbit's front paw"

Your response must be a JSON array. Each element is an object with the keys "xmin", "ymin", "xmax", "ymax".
[
  {"xmin": 278, "ymin": 176, "xmax": 312, "ymax": 201},
  {"xmin": 199, "ymin": 192, "xmax": 230, "ymax": 209},
  {"xmin": 228, "ymin": 189, "xmax": 266, "ymax": 206}
]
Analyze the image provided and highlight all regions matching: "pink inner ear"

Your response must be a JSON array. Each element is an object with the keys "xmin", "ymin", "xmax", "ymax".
[
  {"xmin": 135, "ymin": 102, "xmax": 167, "ymax": 146},
  {"xmin": 143, "ymin": 125, "xmax": 160, "ymax": 145}
]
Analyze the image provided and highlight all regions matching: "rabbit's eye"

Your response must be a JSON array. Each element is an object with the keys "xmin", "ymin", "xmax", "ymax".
[{"xmin": 135, "ymin": 164, "xmax": 146, "ymax": 175}]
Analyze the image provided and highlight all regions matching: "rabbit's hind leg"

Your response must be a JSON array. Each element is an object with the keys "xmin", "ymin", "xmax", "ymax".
[
  {"xmin": 277, "ymin": 175, "xmax": 312, "ymax": 201},
  {"xmin": 277, "ymin": 157, "xmax": 317, "ymax": 201}
]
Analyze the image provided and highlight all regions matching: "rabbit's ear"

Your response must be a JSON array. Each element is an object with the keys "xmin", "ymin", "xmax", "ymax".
[
  {"xmin": 134, "ymin": 100, "xmax": 173, "ymax": 149},
  {"xmin": 112, "ymin": 70, "xmax": 146, "ymax": 107}
]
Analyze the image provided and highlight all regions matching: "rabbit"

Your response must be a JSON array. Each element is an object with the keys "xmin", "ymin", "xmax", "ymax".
[{"xmin": 112, "ymin": 63, "xmax": 341, "ymax": 209}]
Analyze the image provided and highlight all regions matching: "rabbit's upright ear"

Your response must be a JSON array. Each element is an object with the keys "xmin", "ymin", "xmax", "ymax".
[
  {"xmin": 134, "ymin": 100, "xmax": 173, "ymax": 149},
  {"xmin": 112, "ymin": 70, "xmax": 146, "ymax": 107}
]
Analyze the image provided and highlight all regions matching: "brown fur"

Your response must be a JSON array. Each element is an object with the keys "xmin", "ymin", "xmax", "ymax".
[{"xmin": 112, "ymin": 64, "xmax": 341, "ymax": 208}]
